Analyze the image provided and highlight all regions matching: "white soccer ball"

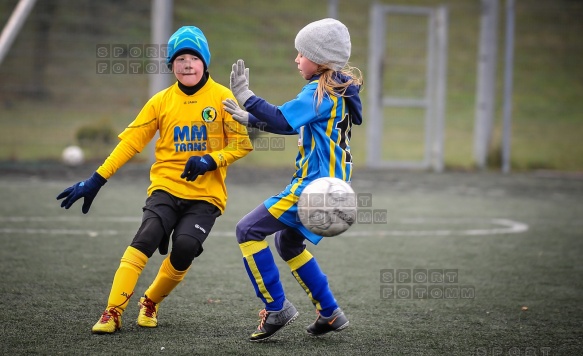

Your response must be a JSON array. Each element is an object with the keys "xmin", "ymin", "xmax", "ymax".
[
  {"xmin": 298, "ymin": 177, "xmax": 357, "ymax": 237},
  {"xmin": 62, "ymin": 145, "xmax": 85, "ymax": 166}
]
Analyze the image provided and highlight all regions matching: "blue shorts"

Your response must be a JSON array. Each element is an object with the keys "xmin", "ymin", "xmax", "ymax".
[{"xmin": 263, "ymin": 182, "xmax": 323, "ymax": 245}]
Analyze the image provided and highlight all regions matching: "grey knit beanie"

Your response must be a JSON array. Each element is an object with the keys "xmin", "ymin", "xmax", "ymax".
[{"xmin": 295, "ymin": 18, "xmax": 351, "ymax": 71}]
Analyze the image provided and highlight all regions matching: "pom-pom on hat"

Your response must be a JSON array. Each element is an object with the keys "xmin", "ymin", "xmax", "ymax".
[
  {"xmin": 166, "ymin": 26, "xmax": 211, "ymax": 69},
  {"xmin": 294, "ymin": 18, "xmax": 351, "ymax": 71}
]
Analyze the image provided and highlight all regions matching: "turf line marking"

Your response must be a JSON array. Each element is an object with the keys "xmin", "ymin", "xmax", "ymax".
[
  {"xmin": 346, "ymin": 218, "xmax": 528, "ymax": 237},
  {"xmin": 0, "ymin": 216, "xmax": 141, "ymax": 222},
  {"xmin": 0, "ymin": 217, "xmax": 528, "ymax": 237},
  {"xmin": 0, "ymin": 228, "xmax": 119, "ymax": 237}
]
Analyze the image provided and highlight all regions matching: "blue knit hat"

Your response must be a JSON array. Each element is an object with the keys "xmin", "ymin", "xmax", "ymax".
[{"xmin": 166, "ymin": 26, "xmax": 211, "ymax": 69}]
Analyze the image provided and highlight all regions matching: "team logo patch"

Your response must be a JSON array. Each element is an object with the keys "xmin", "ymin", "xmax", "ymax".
[{"xmin": 202, "ymin": 107, "xmax": 217, "ymax": 122}]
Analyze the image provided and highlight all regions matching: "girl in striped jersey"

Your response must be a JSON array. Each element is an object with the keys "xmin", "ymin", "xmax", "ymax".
[{"xmin": 223, "ymin": 18, "xmax": 363, "ymax": 341}]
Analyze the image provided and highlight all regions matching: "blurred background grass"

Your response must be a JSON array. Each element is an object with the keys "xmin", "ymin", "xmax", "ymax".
[{"xmin": 0, "ymin": 0, "xmax": 582, "ymax": 171}]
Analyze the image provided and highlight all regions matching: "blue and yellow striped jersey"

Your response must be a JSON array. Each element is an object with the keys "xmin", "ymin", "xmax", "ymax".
[
  {"xmin": 279, "ymin": 79, "xmax": 354, "ymax": 188},
  {"xmin": 257, "ymin": 78, "xmax": 360, "ymax": 244}
]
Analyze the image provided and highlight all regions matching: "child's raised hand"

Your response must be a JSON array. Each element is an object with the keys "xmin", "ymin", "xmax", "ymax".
[{"xmin": 229, "ymin": 59, "xmax": 255, "ymax": 106}]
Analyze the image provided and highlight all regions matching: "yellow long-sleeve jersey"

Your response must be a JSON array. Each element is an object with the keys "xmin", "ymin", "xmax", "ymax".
[{"xmin": 96, "ymin": 77, "xmax": 253, "ymax": 213}]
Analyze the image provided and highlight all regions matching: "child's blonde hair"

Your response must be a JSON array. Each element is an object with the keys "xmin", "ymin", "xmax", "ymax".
[{"xmin": 313, "ymin": 64, "xmax": 363, "ymax": 110}]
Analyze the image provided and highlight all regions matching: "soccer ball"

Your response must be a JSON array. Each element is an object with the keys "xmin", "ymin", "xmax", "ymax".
[
  {"xmin": 62, "ymin": 145, "xmax": 85, "ymax": 166},
  {"xmin": 298, "ymin": 177, "xmax": 357, "ymax": 237}
]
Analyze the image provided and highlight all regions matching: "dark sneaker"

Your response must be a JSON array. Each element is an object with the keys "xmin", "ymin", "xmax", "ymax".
[
  {"xmin": 306, "ymin": 308, "xmax": 349, "ymax": 336},
  {"xmin": 249, "ymin": 299, "xmax": 299, "ymax": 342}
]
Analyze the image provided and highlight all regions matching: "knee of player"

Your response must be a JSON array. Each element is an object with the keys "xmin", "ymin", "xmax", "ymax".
[
  {"xmin": 274, "ymin": 229, "xmax": 307, "ymax": 261},
  {"xmin": 170, "ymin": 235, "xmax": 203, "ymax": 271},
  {"xmin": 131, "ymin": 215, "xmax": 168, "ymax": 258},
  {"xmin": 235, "ymin": 220, "xmax": 251, "ymax": 244}
]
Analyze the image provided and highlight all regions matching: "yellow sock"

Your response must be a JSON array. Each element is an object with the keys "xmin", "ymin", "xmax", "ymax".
[
  {"xmin": 143, "ymin": 256, "xmax": 189, "ymax": 304},
  {"xmin": 239, "ymin": 240, "xmax": 269, "ymax": 257},
  {"xmin": 286, "ymin": 249, "xmax": 314, "ymax": 272},
  {"xmin": 106, "ymin": 246, "xmax": 148, "ymax": 313}
]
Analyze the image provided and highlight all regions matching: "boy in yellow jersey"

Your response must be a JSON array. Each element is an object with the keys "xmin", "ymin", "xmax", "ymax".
[{"xmin": 56, "ymin": 25, "xmax": 252, "ymax": 334}]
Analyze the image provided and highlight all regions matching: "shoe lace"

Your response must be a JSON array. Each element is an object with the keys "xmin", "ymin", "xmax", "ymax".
[
  {"xmin": 100, "ymin": 308, "xmax": 121, "ymax": 328},
  {"xmin": 314, "ymin": 309, "xmax": 325, "ymax": 324},
  {"xmin": 314, "ymin": 310, "xmax": 322, "ymax": 322},
  {"xmin": 257, "ymin": 309, "xmax": 268, "ymax": 330},
  {"xmin": 141, "ymin": 297, "xmax": 157, "ymax": 318}
]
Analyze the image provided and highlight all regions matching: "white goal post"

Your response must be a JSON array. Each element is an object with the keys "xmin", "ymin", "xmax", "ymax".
[
  {"xmin": 366, "ymin": 4, "xmax": 448, "ymax": 172},
  {"xmin": 0, "ymin": 0, "xmax": 37, "ymax": 67},
  {"xmin": 148, "ymin": 0, "xmax": 173, "ymax": 163}
]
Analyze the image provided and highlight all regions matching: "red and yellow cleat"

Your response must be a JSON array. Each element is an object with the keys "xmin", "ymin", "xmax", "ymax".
[
  {"xmin": 92, "ymin": 308, "xmax": 122, "ymax": 334},
  {"xmin": 137, "ymin": 296, "xmax": 159, "ymax": 328}
]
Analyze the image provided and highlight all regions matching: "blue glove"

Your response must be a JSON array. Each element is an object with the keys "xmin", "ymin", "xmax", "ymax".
[
  {"xmin": 56, "ymin": 172, "xmax": 107, "ymax": 214},
  {"xmin": 181, "ymin": 154, "xmax": 217, "ymax": 181}
]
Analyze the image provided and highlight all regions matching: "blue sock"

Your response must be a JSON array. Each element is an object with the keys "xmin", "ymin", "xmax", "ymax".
[
  {"xmin": 289, "ymin": 252, "xmax": 338, "ymax": 317},
  {"xmin": 242, "ymin": 242, "xmax": 285, "ymax": 311}
]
